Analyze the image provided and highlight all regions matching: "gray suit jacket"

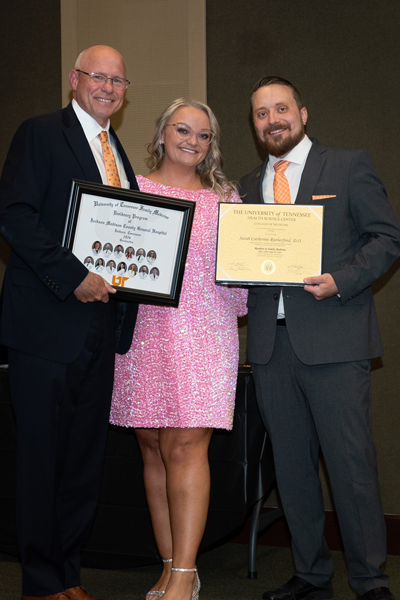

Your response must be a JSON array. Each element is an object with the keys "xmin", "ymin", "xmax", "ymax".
[{"xmin": 239, "ymin": 138, "xmax": 400, "ymax": 366}]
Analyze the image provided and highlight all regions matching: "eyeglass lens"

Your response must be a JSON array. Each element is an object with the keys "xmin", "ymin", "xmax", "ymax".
[
  {"xmin": 174, "ymin": 124, "xmax": 214, "ymax": 145},
  {"xmin": 77, "ymin": 70, "xmax": 128, "ymax": 88},
  {"xmin": 90, "ymin": 73, "xmax": 126, "ymax": 88}
]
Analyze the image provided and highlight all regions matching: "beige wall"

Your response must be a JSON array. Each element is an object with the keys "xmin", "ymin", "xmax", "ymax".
[
  {"xmin": 60, "ymin": 0, "xmax": 247, "ymax": 365},
  {"xmin": 61, "ymin": 0, "xmax": 206, "ymax": 176}
]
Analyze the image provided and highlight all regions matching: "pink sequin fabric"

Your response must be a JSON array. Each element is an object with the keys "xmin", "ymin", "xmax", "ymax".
[{"xmin": 110, "ymin": 176, "xmax": 248, "ymax": 430}]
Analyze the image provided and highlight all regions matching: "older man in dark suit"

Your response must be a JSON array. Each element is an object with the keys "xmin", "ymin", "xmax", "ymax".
[
  {"xmin": 0, "ymin": 45, "xmax": 138, "ymax": 600},
  {"xmin": 240, "ymin": 76, "xmax": 400, "ymax": 600}
]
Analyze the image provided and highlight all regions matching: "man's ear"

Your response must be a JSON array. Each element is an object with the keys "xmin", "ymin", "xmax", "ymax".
[
  {"xmin": 300, "ymin": 107, "xmax": 308, "ymax": 126},
  {"xmin": 69, "ymin": 70, "xmax": 78, "ymax": 91}
]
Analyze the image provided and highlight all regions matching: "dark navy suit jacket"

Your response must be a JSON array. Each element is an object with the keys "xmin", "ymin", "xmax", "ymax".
[{"xmin": 0, "ymin": 102, "xmax": 138, "ymax": 362}]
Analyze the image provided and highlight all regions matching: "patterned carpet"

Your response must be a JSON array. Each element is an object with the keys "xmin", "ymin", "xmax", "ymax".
[{"xmin": 2, "ymin": 543, "xmax": 400, "ymax": 600}]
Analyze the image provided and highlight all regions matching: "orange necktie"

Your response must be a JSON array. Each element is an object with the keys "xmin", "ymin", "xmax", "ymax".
[
  {"xmin": 99, "ymin": 131, "xmax": 121, "ymax": 188},
  {"xmin": 273, "ymin": 160, "xmax": 291, "ymax": 204}
]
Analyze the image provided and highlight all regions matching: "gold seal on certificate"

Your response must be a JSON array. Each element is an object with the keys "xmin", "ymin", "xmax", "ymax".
[{"xmin": 216, "ymin": 203, "xmax": 324, "ymax": 286}]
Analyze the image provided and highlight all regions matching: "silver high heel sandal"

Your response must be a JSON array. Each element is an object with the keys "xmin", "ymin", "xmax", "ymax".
[
  {"xmin": 171, "ymin": 567, "xmax": 200, "ymax": 600},
  {"xmin": 146, "ymin": 558, "xmax": 172, "ymax": 598}
]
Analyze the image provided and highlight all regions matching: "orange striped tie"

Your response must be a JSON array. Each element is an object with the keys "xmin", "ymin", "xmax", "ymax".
[
  {"xmin": 273, "ymin": 160, "xmax": 291, "ymax": 204},
  {"xmin": 99, "ymin": 131, "xmax": 121, "ymax": 187}
]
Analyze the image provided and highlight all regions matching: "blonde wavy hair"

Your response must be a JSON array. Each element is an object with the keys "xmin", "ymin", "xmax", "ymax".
[{"xmin": 146, "ymin": 99, "xmax": 237, "ymax": 201}]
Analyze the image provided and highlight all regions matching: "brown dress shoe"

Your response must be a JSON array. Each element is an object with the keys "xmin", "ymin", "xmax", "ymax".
[
  {"xmin": 65, "ymin": 587, "xmax": 105, "ymax": 600},
  {"xmin": 22, "ymin": 593, "xmax": 71, "ymax": 600}
]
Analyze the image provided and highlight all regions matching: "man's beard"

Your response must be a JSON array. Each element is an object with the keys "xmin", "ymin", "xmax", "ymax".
[{"xmin": 259, "ymin": 123, "xmax": 305, "ymax": 157}]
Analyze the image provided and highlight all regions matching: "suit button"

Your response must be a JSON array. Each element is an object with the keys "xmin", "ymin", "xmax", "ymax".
[
  {"xmin": 55, "ymin": 286, "xmax": 59, "ymax": 292},
  {"xmin": 273, "ymin": 293, "xmax": 279, "ymax": 300}
]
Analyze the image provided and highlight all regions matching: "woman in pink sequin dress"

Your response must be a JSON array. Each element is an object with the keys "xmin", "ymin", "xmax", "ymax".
[{"xmin": 110, "ymin": 100, "xmax": 247, "ymax": 600}]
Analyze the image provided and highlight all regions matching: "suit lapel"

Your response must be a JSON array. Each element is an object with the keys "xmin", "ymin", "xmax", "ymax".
[
  {"xmin": 295, "ymin": 139, "xmax": 327, "ymax": 205},
  {"xmin": 111, "ymin": 127, "xmax": 139, "ymax": 191},
  {"xmin": 62, "ymin": 103, "xmax": 137, "ymax": 189},
  {"xmin": 255, "ymin": 160, "xmax": 268, "ymax": 203},
  {"xmin": 62, "ymin": 104, "xmax": 102, "ymax": 184}
]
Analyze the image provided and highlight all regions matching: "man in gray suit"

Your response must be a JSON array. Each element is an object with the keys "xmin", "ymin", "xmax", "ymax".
[{"xmin": 240, "ymin": 76, "xmax": 400, "ymax": 600}]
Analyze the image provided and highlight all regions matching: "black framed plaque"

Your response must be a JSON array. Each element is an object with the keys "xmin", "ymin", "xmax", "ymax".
[{"xmin": 62, "ymin": 180, "xmax": 196, "ymax": 306}]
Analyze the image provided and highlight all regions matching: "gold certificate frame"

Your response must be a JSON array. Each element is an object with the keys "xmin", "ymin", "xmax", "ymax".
[{"xmin": 216, "ymin": 203, "xmax": 324, "ymax": 286}]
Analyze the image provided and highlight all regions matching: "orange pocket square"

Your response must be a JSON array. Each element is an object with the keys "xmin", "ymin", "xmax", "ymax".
[{"xmin": 312, "ymin": 194, "xmax": 337, "ymax": 200}]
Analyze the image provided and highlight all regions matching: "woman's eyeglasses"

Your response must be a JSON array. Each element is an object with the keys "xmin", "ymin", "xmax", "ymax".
[{"xmin": 165, "ymin": 123, "xmax": 215, "ymax": 146}]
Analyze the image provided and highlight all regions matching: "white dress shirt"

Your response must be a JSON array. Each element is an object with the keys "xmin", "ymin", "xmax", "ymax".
[
  {"xmin": 262, "ymin": 135, "xmax": 313, "ymax": 318},
  {"xmin": 72, "ymin": 99, "xmax": 130, "ymax": 189}
]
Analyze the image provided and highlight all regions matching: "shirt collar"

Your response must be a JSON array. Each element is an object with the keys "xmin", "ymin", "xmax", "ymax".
[
  {"xmin": 267, "ymin": 134, "xmax": 312, "ymax": 170},
  {"xmin": 72, "ymin": 98, "xmax": 110, "ymax": 143}
]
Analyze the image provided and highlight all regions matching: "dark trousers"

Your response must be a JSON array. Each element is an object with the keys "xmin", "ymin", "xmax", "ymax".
[
  {"xmin": 9, "ymin": 302, "xmax": 116, "ymax": 596},
  {"xmin": 251, "ymin": 326, "xmax": 388, "ymax": 595}
]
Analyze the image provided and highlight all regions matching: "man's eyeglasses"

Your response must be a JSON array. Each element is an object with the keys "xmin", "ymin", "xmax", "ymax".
[
  {"xmin": 165, "ymin": 123, "xmax": 215, "ymax": 146},
  {"xmin": 76, "ymin": 70, "xmax": 130, "ymax": 89}
]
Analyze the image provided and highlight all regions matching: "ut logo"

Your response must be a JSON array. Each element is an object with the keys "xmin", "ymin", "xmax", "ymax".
[{"xmin": 112, "ymin": 275, "xmax": 129, "ymax": 287}]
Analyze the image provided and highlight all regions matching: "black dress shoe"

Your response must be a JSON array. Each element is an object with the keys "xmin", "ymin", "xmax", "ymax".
[
  {"xmin": 357, "ymin": 588, "xmax": 395, "ymax": 600},
  {"xmin": 261, "ymin": 576, "xmax": 333, "ymax": 600}
]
